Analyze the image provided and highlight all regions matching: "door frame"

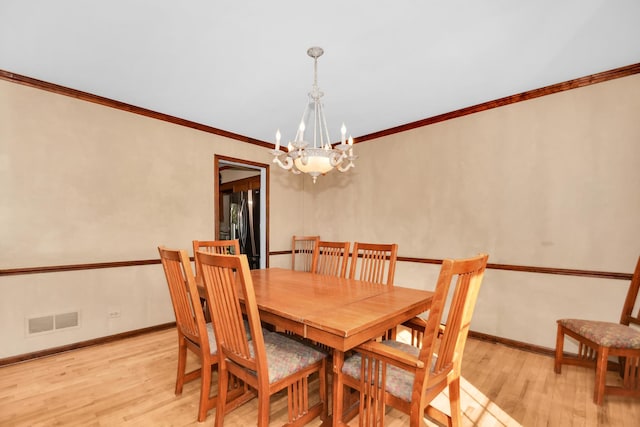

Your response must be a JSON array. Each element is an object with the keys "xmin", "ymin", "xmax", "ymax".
[{"xmin": 214, "ymin": 154, "xmax": 269, "ymax": 268}]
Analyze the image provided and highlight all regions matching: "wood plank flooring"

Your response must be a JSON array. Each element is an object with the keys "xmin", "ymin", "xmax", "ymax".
[{"xmin": 1, "ymin": 328, "xmax": 638, "ymax": 426}]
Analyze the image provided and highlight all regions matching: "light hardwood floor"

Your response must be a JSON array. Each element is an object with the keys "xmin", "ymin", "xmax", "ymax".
[{"xmin": 1, "ymin": 328, "xmax": 638, "ymax": 426}]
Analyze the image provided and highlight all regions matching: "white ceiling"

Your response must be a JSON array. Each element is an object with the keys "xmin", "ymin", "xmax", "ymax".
[{"xmin": 2, "ymin": 1, "xmax": 639, "ymax": 145}]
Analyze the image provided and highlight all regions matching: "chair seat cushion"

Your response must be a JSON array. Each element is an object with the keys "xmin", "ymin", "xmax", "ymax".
[
  {"xmin": 242, "ymin": 318, "xmax": 269, "ymax": 341},
  {"xmin": 262, "ymin": 332, "xmax": 327, "ymax": 384},
  {"xmin": 207, "ymin": 320, "xmax": 269, "ymax": 355},
  {"xmin": 342, "ymin": 340, "xmax": 421, "ymax": 402},
  {"xmin": 558, "ymin": 318, "xmax": 640, "ymax": 349},
  {"xmin": 205, "ymin": 322, "xmax": 218, "ymax": 355}
]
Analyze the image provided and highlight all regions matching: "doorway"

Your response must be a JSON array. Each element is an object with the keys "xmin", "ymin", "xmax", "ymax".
[{"xmin": 214, "ymin": 155, "xmax": 269, "ymax": 269}]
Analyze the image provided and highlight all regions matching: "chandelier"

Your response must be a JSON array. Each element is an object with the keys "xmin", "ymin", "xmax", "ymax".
[{"xmin": 270, "ymin": 47, "xmax": 356, "ymax": 183}]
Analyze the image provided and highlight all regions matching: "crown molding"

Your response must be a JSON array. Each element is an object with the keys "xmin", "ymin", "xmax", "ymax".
[
  {"xmin": 0, "ymin": 69, "xmax": 272, "ymax": 148},
  {"xmin": 355, "ymin": 62, "xmax": 640, "ymax": 143},
  {"xmin": 2, "ymin": 62, "xmax": 639, "ymax": 146}
]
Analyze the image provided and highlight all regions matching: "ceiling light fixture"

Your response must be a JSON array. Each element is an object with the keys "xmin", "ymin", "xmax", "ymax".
[{"xmin": 270, "ymin": 47, "xmax": 356, "ymax": 183}]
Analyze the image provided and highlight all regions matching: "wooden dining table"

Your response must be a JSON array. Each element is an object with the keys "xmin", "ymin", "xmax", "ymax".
[{"xmin": 246, "ymin": 268, "xmax": 434, "ymax": 427}]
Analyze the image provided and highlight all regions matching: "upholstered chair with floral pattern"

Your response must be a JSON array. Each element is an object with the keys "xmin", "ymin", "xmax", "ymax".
[{"xmin": 555, "ymin": 256, "xmax": 640, "ymax": 405}]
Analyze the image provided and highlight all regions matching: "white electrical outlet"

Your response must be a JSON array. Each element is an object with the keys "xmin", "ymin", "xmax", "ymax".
[{"xmin": 108, "ymin": 308, "xmax": 121, "ymax": 318}]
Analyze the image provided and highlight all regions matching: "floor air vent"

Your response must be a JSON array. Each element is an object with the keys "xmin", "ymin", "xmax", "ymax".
[
  {"xmin": 28, "ymin": 315, "xmax": 54, "ymax": 334},
  {"xmin": 27, "ymin": 311, "xmax": 80, "ymax": 335},
  {"xmin": 55, "ymin": 311, "xmax": 79, "ymax": 329}
]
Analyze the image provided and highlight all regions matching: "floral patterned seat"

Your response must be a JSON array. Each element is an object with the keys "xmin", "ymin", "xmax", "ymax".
[
  {"xmin": 557, "ymin": 318, "xmax": 640, "ymax": 348},
  {"xmin": 261, "ymin": 332, "xmax": 327, "ymax": 383},
  {"xmin": 241, "ymin": 331, "xmax": 327, "ymax": 384},
  {"xmin": 342, "ymin": 340, "xmax": 437, "ymax": 402},
  {"xmin": 554, "ymin": 256, "xmax": 640, "ymax": 405}
]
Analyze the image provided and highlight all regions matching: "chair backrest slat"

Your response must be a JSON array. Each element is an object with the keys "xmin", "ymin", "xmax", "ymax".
[
  {"xmin": 420, "ymin": 254, "xmax": 488, "ymax": 381},
  {"xmin": 193, "ymin": 239, "xmax": 241, "ymax": 279},
  {"xmin": 621, "ymin": 256, "xmax": 640, "ymax": 326},
  {"xmin": 292, "ymin": 235, "xmax": 320, "ymax": 272},
  {"xmin": 349, "ymin": 242, "xmax": 398, "ymax": 285},
  {"xmin": 314, "ymin": 241, "xmax": 350, "ymax": 277}
]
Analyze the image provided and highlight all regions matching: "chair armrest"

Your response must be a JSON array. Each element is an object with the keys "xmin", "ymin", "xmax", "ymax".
[
  {"xmin": 357, "ymin": 340, "xmax": 425, "ymax": 371},
  {"xmin": 402, "ymin": 317, "xmax": 445, "ymax": 340},
  {"xmin": 402, "ymin": 316, "xmax": 427, "ymax": 331}
]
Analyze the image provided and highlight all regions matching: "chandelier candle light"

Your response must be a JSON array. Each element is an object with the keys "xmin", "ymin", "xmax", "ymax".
[{"xmin": 270, "ymin": 47, "xmax": 356, "ymax": 183}]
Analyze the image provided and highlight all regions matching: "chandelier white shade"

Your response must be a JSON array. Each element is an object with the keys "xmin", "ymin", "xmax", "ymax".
[{"xmin": 270, "ymin": 47, "xmax": 356, "ymax": 183}]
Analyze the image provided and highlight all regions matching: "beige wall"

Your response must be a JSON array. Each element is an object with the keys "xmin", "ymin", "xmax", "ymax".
[
  {"xmin": 0, "ymin": 80, "xmax": 305, "ymax": 357},
  {"xmin": 1, "ymin": 73, "xmax": 639, "ymax": 358},
  {"xmin": 308, "ymin": 74, "xmax": 640, "ymax": 347}
]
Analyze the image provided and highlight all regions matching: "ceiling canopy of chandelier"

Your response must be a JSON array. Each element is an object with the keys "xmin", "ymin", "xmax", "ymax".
[{"xmin": 270, "ymin": 47, "xmax": 356, "ymax": 183}]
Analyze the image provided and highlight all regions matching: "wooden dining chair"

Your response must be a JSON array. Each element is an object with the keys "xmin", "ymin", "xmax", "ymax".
[
  {"xmin": 348, "ymin": 241, "xmax": 399, "ymax": 340},
  {"xmin": 197, "ymin": 251, "xmax": 328, "ymax": 427},
  {"xmin": 348, "ymin": 242, "xmax": 398, "ymax": 285},
  {"xmin": 337, "ymin": 253, "xmax": 489, "ymax": 427},
  {"xmin": 192, "ymin": 239, "xmax": 241, "ymax": 323},
  {"xmin": 291, "ymin": 235, "xmax": 320, "ymax": 272},
  {"xmin": 193, "ymin": 239, "xmax": 241, "ymax": 279},
  {"xmin": 555, "ymin": 255, "xmax": 640, "ymax": 405},
  {"xmin": 312, "ymin": 240, "xmax": 350, "ymax": 277},
  {"xmin": 158, "ymin": 246, "xmax": 219, "ymax": 422}
]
